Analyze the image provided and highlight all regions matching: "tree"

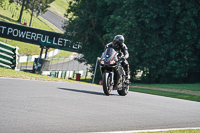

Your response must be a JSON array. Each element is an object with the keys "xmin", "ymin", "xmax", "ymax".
[
  {"xmin": 125, "ymin": 0, "xmax": 200, "ymax": 83},
  {"xmin": 29, "ymin": 0, "xmax": 55, "ymax": 26},
  {"xmin": 0, "ymin": 0, "xmax": 4, "ymax": 7},
  {"xmin": 9, "ymin": 0, "xmax": 31, "ymax": 23},
  {"xmin": 64, "ymin": 0, "xmax": 200, "ymax": 83},
  {"xmin": 63, "ymin": 0, "xmax": 111, "ymax": 83}
]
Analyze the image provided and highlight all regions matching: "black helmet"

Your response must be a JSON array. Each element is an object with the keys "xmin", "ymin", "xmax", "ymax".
[{"xmin": 112, "ymin": 35, "xmax": 124, "ymax": 48}]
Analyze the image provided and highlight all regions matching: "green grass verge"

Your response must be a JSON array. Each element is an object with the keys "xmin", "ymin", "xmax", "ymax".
[
  {"xmin": 51, "ymin": 50, "xmax": 72, "ymax": 58},
  {"xmin": 0, "ymin": 67, "xmax": 94, "ymax": 85},
  {"xmin": 0, "ymin": 67, "xmax": 66, "ymax": 81},
  {"xmin": 132, "ymin": 83, "xmax": 200, "ymax": 91},
  {"xmin": 49, "ymin": 0, "xmax": 70, "ymax": 17},
  {"xmin": 130, "ymin": 87, "xmax": 200, "ymax": 102},
  {"xmin": 38, "ymin": 16, "xmax": 61, "ymax": 33},
  {"xmin": 48, "ymin": 50, "xmax": 73, "ymax": 64}
]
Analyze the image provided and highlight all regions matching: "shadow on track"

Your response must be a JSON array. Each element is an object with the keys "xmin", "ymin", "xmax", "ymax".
[
  {"xmin": 58, "ymin": 88, "xmax": 105, "ymax": 96},
  {"xmin": 58, "ymin": 88, "xmax": 118, "ymax": 96}
]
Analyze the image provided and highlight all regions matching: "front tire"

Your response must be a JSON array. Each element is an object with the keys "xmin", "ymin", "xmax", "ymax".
[{"xmin": 102, "ymin": 72, "xmax": 112, "ymax": 96}]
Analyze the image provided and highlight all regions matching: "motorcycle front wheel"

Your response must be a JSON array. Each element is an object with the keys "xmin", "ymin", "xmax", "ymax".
[{"xmin": 102, "ymin": 72, "xmax": 112, "ymax": 96}]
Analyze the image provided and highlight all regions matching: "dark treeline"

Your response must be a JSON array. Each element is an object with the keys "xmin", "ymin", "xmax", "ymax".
[{"xmin": 63, "ymin": 0, "xmax": 200, "ymax": 83}]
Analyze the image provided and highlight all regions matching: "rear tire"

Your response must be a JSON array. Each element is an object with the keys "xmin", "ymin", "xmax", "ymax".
[
  {"xmin": 117, "ymin": 85, "xmax": 129, "ymax": 96},
  {"xmin": 102, "ymin": 73, "xmax": 112, "ymax": 96}
]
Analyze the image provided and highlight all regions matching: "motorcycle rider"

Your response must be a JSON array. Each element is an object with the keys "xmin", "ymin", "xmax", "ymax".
[{"xmin": 105, "ymin": 35, "xmax": 130, "ymax": 80}]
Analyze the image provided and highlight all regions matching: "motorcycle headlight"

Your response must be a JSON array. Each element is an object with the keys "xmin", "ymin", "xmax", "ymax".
[
  {"xmin": 100, "ymin": 61, "xmax": 104, "ymax": 65},
  {"xmin": 110, "ymin": 60, "xmax": 115, "ymax": 65}
]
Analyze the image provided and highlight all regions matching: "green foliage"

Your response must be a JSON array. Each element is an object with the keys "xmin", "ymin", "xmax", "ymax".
[
  {"xmin": 0, "ymin": 0, "xmax": 4, "ymax": 7},
  {"xmin": 63, "ymin": 0, "xmax": 108, "ymax": 83},
  {"xmin": 64, "ymin": 0, "xmax": 200, "ymax": 83}
]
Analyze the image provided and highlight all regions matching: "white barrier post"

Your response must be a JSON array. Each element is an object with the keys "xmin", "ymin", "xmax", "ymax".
[{"xmin": 92, "ymin": 57, "xmax": 100, "ymax": 84}]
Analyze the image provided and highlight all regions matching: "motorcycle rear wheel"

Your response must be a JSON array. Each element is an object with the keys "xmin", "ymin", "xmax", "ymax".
[
  {"xmin": 117, "ymin": 85, "xmax": 129, "ymax": 96},
  {"xmin": 102, "ymin": 72, "xmax": 112, "ymax": 96}
]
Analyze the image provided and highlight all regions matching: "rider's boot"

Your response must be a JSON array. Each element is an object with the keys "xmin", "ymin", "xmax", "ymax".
[
  {"xmin": 125, "ymin": 70, "xmax": 131, "ymax": 85},
  {"xmin": 125, "ymin": 70, "xmax": 130, "ymax": 80}
]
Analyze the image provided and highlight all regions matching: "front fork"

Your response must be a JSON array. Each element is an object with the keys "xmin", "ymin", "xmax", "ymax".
[
  {"xmin": 101, "ymin": 67, "xmax": 114, "ymax": 86},
  {"xmin": 110, "ymin": 72, "xmax": 114, "ymax": 85}
]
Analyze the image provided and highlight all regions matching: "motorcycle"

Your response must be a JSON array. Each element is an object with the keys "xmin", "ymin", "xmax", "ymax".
[{"xmin": 99, "ymin": 47, "xmax": 130, "ymax": 96}]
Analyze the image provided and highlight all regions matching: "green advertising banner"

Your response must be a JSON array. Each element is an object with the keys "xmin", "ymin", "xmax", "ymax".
[{"xmin": 0, "ymin": 21, "xmax": 80, "ymax": 51}]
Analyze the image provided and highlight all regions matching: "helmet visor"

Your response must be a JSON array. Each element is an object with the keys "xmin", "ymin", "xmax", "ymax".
[{"xmin": 113, "ymin": 40, "xmax": 120, "ymax": 48}]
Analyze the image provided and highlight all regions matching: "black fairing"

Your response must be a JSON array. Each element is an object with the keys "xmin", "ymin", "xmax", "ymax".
[{"xmin": 100, "ymin": 48, "xmax": 117, "ymax": 66}]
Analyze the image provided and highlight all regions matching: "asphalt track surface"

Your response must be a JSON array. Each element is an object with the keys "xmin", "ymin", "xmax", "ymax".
[
  {"xmin": 40, "ymin": 9, "xmax": 67, "ymax": 33},
  {"xmin": 0, "ymin": 77, "xmax": 200, "ymax": 133}
]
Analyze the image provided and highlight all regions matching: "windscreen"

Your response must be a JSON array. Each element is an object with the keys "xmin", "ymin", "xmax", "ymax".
[{"xmin": 104, "ymin": 48, "xmax": 116, "ymax": 59}]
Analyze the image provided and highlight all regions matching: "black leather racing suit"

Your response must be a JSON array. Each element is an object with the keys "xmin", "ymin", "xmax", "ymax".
[{"xmin": 105, "ymin": 42, "xmax": 130, "ymax": 77}]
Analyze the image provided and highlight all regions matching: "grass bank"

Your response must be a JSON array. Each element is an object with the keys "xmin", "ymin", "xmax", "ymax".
[
  {"xmin": 49, "ymin": 0, "xmax": 70, "ymax": 17},
  {"xmin": 130, "ymin": 83, "xmax": 200, "ymax": 102},
  {"xmin": 0, "ymin": 67, "xmax": 93, "ymax": 85},
  {"xmin": 0, "ymin": 67, "xmax": 68, "ymax": 82}
]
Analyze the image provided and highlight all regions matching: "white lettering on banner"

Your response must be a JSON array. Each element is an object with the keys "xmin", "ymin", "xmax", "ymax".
[
  {"xmin": 58, "ymin": 38, "xmax": 63, "ymax": 46},
  {"xmin": 7, "ymin": 28, "xmax": 12, "ymax": 35},
  {"xmin": 13, "ymin": 29, "xmax": 18, "ymax": 37},
  {"xmin": 18, "ymin": 30, "xmax": 26, "ymax": 38},
  {"xmin": 41, "ymin": 34, "xmax": 45, "ymax": 42},
  {"xmin": 53, "ymin": 37, "xmax": 57, "ymax": 45},
  {"xmin": 0, "ymin": 26, "xmax": 7, "ymax": 34},
  {"xmin": 63, "ymin": 39, "xmax": 71, "ymax": 46},
  {"xmin": 46, "ymin": 36, "xmax": 51, "ymax": 44},
  {"xmin": 26, "ymin": 31, "xmax": 31, "ymax": 39},
  {"xmin": 0, "ymin": 25, "xmax": 80, "ymax": 50},
  {"xmin": 31, "ymin": 32, "xmax": 37, "ymax": 40},
  {"xmin": 36, "ymin": 34, "xmax": 42, "ymax": 41},
  {"xmin": 39, "ymin": 35, "xmax": 51, "ymax": 43},
  {"xmin": 41, "ymin": 35, "xmax": 50, "ymax": 43}
]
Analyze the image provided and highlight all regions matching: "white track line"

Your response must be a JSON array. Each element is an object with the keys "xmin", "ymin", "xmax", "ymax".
[{"xmin": 93, "ymin": 127, "xmax": 200, "ymax": 133}]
